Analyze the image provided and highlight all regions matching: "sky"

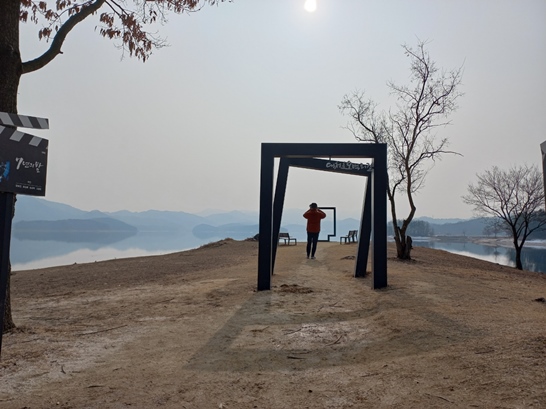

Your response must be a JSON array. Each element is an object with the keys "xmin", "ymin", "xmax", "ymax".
[{"xmin": 16, "ymin": 0, "xmax": 546, "ymax": 220}]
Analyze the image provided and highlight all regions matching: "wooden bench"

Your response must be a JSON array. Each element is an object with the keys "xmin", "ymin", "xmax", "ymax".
[
  {"xmin": 340, "ymin": 230, "xmax": 358, "ymax": 244},
  {"xmin": 278, "ymin": 232, "xmax": 297, "ymax": 245}
]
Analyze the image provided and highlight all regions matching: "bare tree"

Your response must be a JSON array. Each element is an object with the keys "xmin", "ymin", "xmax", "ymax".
[
  {"xmin": 463, "ymin": 165, "xmax": 546, "ymax": 270},
  {"xmin": 339, "ymin": 40, "xmax": 463, "ymax": 259},
  {"xmin": 1, "ymin": 0, "xmax": 227, "ymax": 333}
]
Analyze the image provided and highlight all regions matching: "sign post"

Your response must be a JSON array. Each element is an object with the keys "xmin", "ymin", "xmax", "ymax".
[{"xmin": 0, "ymin": 112, "xmax": 49, "ymax": 359}]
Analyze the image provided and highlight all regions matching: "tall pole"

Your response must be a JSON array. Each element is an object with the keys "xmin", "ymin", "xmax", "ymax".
[{"xmin": 540, "ymin": 141, "xmax": 546, "ymax": 210}]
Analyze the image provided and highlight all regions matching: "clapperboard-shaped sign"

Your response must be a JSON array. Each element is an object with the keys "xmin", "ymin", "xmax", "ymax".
[{"xmin": 0, "ymin": 112, "xmax": 49, "ymax": 196}]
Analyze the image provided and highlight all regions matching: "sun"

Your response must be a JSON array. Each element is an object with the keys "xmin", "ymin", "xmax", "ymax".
[{"xmin": 304, "ymin": 0, "xmax": 317, "ymax": 13}]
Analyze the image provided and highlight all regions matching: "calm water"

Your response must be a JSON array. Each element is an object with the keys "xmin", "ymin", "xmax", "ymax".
[
  {"xmin": 10, "ymin": 230, "xmax": 546, "ymax": 274},
  {"xmin": 10, "ymin": 231, "xmax": 231, "ymax": 271},
  {"xmin": 413, "ymin": 239, "xmax": 546, "ymax": 274}
]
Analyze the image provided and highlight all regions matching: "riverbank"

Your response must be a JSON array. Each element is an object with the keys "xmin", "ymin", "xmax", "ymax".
[
  {"xmin": 472, "ymin": 236, "xmax": 546, "ymax": 248},
  {"xmin": 428, "ymin": 235, "xmax": 546, "ymax": 249},
  {"xmin": 1, "ymin": 240, "xmax": 545, "ymax": 408}
]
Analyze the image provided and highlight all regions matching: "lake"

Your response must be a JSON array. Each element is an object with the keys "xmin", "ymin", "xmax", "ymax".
[
  {"xmin": 10, "ymin": 231, "xmax": 231, "ymax": 271},
  {"xmin": 10, "ymin": 231, "xmax": 546, "ymax": 274},
  {"xmin": 413, "ymin": 239, "xmax": 546, "ymax": 274}
]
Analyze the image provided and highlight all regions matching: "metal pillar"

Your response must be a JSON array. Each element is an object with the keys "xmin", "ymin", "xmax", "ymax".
[
  {"xmin": 371, "ymin": 146, "xmax": 388, "ymax": 288},
  {"xmin": 257, "ymin": 145, "xmax": 275, "ymax": 291},
  {"xmin": 271, "ymin": 158, "xmax": 289, "ymax": 274},
  {"xmin": 355, "ymin": 179, "xmax": 372, "ymax": 277}
]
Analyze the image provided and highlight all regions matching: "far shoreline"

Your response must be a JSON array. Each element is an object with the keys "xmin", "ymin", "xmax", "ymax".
[{"xmin": 434, "ymin": 236, "xmax": 546, "ymax": 249}]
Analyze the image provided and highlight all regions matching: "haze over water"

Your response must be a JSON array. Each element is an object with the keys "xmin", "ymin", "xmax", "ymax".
[{"xmin": 12, "ymin": 233, "xmax": 546, "ymax": 274}]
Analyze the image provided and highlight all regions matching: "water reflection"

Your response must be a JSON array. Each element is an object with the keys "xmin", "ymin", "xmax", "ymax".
[
  {"xmin": 414, "ymin": 239, "xmax": 546, "ymax": 273},
  {"xmin": 12, "ymin": 231, "xmax": 546, "ymax": 274},
  {"xmin": 12, "ymin": 229, "xmax": 137, "ymax": 244},
  {"xmin": 10, "ymin": 231, "xmax": 234, "ymax": 271},
  {"xmin": 13, "ymin": 247, "xmax": 167, "ymax": 271}
]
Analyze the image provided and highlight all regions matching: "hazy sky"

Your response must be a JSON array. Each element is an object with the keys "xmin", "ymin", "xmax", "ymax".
[{"xmin": 17, "ymin": 0, "xmax": 546, "ymax": 220}]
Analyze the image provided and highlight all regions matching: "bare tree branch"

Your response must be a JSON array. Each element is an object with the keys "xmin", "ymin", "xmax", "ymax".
[
  {"xmin": 22, "ymin": 0, "xmax": 107, "ymax": 73},
  {"xmin": 20, "ymin": 0, "xmax": 226, "ymax": 72},
  {"xmin": 339, "ymin": 40, "xmax": 464, "ymax": 259},
  {"xmin": 463, "ymin": 165, "xmax": 546, "ymax": 269}
]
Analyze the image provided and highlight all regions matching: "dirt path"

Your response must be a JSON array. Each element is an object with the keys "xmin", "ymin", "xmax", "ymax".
[{"xmin": 1, "ymin": 239, "xmax": 545, "ymax": 408}]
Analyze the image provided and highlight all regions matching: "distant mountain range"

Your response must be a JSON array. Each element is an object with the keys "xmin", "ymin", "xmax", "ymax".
[
  {"xmin": 11, "ymin": 196, "xmax": 498, "ymax": 241},
  {"xmin": 12, "ymin": 197, "xmax": 270, "ymax": 241}
]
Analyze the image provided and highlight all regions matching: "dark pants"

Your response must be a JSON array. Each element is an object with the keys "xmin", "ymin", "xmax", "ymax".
[{"xmin": 306, "ymin": 232, "xmax": 319, "ymax": 257}]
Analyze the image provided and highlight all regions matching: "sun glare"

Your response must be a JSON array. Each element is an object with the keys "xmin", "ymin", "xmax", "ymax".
[{"xmin": 304, "ymin": 0, "xmax": 317, "ymax": 13}]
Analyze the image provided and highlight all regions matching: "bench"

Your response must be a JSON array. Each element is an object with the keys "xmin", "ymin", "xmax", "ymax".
[
  {"xmin": 340, "ymin": 230, "xmax": 358, "ymax": 244},
  {"xmin": 278, "ymin": 232, "xmax": 297, "ymax": 245}
]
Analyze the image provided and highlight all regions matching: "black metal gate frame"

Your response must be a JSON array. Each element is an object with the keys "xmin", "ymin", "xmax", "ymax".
[{"xmin": 258, "ymin": 143, "xmax": 388, "ymax": 291}]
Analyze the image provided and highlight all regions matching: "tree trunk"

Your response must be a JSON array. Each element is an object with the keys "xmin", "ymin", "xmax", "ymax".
[
  {"xmin": 403, "ymin": 236, "xmax": 413, "ymax": 259},
  {"xmin": 395, "ymin": 234, "xmax": 413, "ymax": 259},
  {"xmin": 514, "ymin": 247, "xmax": 523, "ymax": 270},
  {"xmin": 393, "ymin": 225, "xmax": 412, "ymax": 260},
  {"xmin": 0, "ymin": 0, "xmax": 22, "ymax": 110},
  {"xmin": 388, "ymin": 192, "xmax": 413, "ymax": 260},
  {"xmin": 389, "ymin": 185, "xmax": 416, "ymax": 261},
  {"xmin": 0, "ymin": 0, "xmax": 22, "ymax": 333}
]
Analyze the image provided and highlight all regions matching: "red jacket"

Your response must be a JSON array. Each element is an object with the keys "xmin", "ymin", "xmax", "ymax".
[{"xmin": 303, "ymin": 209, "xmax": 326, "ymax": 233}]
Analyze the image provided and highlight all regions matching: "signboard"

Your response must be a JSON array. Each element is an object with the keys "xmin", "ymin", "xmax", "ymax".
[
  {"xmin": 0, "ymin": 124, "xmax": 48, "ymax": 196},
  {"xmin": 0, "ymin": 112, "xmax": 49, "ymax": 358}
]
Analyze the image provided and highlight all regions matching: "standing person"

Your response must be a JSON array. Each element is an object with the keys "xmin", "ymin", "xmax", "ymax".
[{"xmin": 303, "ymin": 202, "xmax": 326, "ymax": 259}]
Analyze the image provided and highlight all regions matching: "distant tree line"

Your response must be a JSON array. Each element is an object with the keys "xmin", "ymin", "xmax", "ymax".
[
  {"xmin": 483, "ymin": 216, "xmax": 546, "ymax": 240},
  {"xmin": 385, "ymin": 216, "xmax": 546, "ymax": 240},
  {"xmin": 387, "ymin": 220, "xmax": 434, "ymax": 238}
]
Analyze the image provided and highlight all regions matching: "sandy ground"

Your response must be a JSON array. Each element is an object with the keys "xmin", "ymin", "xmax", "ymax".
[{"xmin": 1, "ymin": 239, "xmax": 545, "ymax": 409}]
